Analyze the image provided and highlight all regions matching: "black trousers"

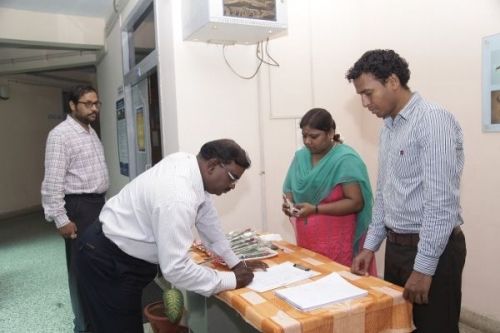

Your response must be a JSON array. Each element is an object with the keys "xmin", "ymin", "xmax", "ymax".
[
  {"xmin": 384, "ymin": 227, "xmax": 466, "ymax": 333},
  {"xmin": 64, "ymin": 193, "xmax": 105, "ymax": 333},
  {"xmin": 75, "ymin": 221, "xmax": 158, "ymax": 333}
]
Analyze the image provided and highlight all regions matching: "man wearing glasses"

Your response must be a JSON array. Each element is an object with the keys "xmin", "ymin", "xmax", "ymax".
[
  {"xmin": 74, "ymin": 139, "xmax": 267, "ymax": 333},
  {"xmin": 42, "ymin": 85, "xmax": 109, "ymax": 333}
]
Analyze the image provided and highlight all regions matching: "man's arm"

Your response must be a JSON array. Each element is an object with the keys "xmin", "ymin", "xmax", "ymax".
[
  {"xmin": 361, "ymin": 131, "xmax": 388, "ymax": 252},
  {"xmin": 195, "ymin": 196, "xmax": 241, "ymax": 268},
  {"xmin": 404, "ymin": 110, "xmax": 463, "ymax": 304},
  {"xmin": 155, "ymin": 199, "xmax": 237, "ymax": 297},
  {"xmin": 416, "ymin": 111, "xmax": 462, "ymax": 276},
  {"xmin": 41, "ymin": 132, "xmax": 71, "ymax": 228},
  {"xmin": 352, "ymin": 131, "xmax": 387, "ymax": 275}
]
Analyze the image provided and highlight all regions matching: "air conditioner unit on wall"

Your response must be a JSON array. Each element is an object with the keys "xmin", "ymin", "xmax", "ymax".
[{"xmin": 182, "ymin": 0, "xmax": 288, "ymax": 45}]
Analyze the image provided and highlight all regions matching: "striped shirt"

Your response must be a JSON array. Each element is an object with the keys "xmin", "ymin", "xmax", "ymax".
[
  {"xmin": 364, "ymin": 92, "xmax": 464, "ymax": 275},
  {"xmin": 41, "ymin": 115, "xmax": 109, "ymax": 228},
  {"xmin": 101, "ymin": 152, "xmax": 239, "ymax": 296}
]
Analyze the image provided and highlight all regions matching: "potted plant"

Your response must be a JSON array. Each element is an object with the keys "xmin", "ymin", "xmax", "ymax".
[{"xmin": 144, "ymin": 275, "xmax": 188, "ymax": 333}]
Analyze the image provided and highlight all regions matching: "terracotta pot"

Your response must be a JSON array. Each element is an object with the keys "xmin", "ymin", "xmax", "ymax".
[{"xmin": 144, "ymin": 301, "xmax": 188, "ymax": 333}]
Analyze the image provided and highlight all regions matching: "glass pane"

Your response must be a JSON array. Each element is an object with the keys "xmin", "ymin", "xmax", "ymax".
[{"xmin": 129, "ymin": 4, "xmax": 156, "ymax": 66}]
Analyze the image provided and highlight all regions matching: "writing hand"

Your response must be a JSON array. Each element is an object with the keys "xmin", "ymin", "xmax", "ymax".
[
  {"xmin": 232, "ymin": 262, "xmax": 254, "ymax": 288},
  {"xmin": 242, "ymin": 260, "xmax": 268, "ymax": 271}
]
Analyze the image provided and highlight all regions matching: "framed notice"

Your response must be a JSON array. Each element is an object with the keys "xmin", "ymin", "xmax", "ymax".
[
  {"xmin": 136, "ymin": 106, "xmax": 145, "ymax": 151},
  {"xmin": 482, "ymin": 33, "xmax": 500, "ymax": 132},
  {"xmin": 116, "ymin": 98, "xmax": 129, "ymax": 176}
]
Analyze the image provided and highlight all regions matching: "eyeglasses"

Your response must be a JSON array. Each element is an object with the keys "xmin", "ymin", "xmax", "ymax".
[
  {"xmin": 220, "ymin": 163, "xmax": 239, "ymax": 184},
  {"xmin": 77, "ymin": 101, "xmax": 102, "ymax": 109}
]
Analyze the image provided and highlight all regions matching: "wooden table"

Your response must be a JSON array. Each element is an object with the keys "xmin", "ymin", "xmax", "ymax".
[{"xmin": 188, "ymin": 241, "xmax": 414, "ymax": 333}]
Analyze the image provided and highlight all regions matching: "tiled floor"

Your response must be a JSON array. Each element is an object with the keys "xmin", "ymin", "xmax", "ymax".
[
  {"xmin": 459, "ymin": 323, "xmax": 489, "ymax": 333},
  {"xmin": 0, "ymin": 211, "xmax": 163, "ymax": 333},
  {"xmin": 0, "ymin": 211, "xmax": 73, "ymax": 332}
]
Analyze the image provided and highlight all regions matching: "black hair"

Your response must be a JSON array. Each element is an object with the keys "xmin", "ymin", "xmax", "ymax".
[
  {"xmin": 346, "ymin": 49, "xmax": 411, "ymax": 89},
  {"xmin": 300, "ymin": 108, "xmax": 341, "ymax": 142},
  {"xmin": 68, "ymin": 85, "xmax": 98, "ymax": 104},
  {"xmin": 198, "ymin": 139, "xmax": 251, "ymax": 169}
]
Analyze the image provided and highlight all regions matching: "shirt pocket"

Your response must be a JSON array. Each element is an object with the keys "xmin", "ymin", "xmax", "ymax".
[
  {"xmin": 392, "ymin": 144, "xmax": 420, "ymax": 180},
  {"xmin": 70, "ymin": 143, "xmax": 97, "ymax": 174}
]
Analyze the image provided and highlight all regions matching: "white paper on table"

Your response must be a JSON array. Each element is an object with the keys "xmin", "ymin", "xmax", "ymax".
[
  {"xmin": 274, "ymin": 272, "xmax": 368, "ymax": 311},
  {"xmin": 247, "ymin": 261, "xmax": 319, "ymax": 293},
  {"xmin": 258, "ymin": 233, "xmax": 283, "ymax": 242}
]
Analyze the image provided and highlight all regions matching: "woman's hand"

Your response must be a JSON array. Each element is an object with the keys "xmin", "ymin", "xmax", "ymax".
[
  {"xmin": 282, "ymin": 193, "xmax": 299, "ymax": 217},
  {"xmin": 293, "ymin": 202, "xmax": 315, "ymax": 218},
  {"xmin": 282, "ymin": 200, "xmax": 293, "ymax": 217}
]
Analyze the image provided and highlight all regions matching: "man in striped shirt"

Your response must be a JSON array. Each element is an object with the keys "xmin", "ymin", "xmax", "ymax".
[
  {"xmin": 346, "ymin": 50, "xmax": 466, "ymax": 332},
  {"xmin": 41, "ymin": 85, "xmax": 109, "ymax": 333}
]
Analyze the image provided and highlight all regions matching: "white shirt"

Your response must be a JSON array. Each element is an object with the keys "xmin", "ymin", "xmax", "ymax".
[
  {"xmin": 41, "ymin": 115, "xmax": 109, "ymax": 228},
  {"xmin": 101, "ymin": 152, "xmax": 239, "ymax": 296}
]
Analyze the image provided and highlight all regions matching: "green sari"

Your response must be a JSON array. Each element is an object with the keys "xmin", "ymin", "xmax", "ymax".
[{"xmin": 283, "ymin": 144, "xmax": 373, "ymax": 255}]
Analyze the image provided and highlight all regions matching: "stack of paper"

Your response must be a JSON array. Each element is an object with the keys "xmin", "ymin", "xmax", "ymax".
[
  {"xmin": 247, "ymin": 261, "xmax": 319, "ymax": 293},
  {"xmin": 275, "ymin": 272, "xmax": 368, "ymax": 311}
]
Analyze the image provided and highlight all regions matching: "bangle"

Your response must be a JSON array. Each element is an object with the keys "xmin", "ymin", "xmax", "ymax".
[{"xmin": 315, "ymin": 205, "xmax": 319, "ymax": 214}]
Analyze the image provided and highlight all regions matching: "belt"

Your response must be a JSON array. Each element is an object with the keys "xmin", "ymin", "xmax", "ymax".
[
  {"xmin": 386, "ymin": 226, "xmax": 462, "ymax": 247},
  {"xmin": 386, "ymin": 229, "xmax": 420, "ymax": 247},
  {"xmin": 66, "ymin": 192, "xmax": 106, "ymax": 199}
]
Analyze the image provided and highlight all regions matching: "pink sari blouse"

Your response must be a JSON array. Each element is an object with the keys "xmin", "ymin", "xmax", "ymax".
[{"xmin": 291, "ymin": 185, "xmax": 377, "ymax": 276}]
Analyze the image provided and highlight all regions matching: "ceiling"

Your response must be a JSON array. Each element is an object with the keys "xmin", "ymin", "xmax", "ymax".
[
  {"xmin": 0, "ymin": 0, "xmax": 115, "ymax": 18},
  {"xmin": 0, "ymin": 0, "xmax": 117, "ymax": 83}
]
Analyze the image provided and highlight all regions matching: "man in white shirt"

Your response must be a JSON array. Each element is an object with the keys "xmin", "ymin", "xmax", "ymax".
[
  {"xmin": 41, "ymin": 85, "xmax": 109, "ymax": 333},
  {"xmin": 74, "ymin": 139, "xmax": 267, "ymax": 333}
]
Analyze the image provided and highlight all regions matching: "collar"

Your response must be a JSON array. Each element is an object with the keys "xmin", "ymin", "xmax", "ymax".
[
  {"xmin": 66, "ymin": 114, "xmax": 93, "ymax": 134},
  {"xmin": 184, "ymin": 153, "xmax": 207, "ymax": 202},
  {"xmin": 384, "ymin": 92, "xmax": 421, "ymax": 128}
]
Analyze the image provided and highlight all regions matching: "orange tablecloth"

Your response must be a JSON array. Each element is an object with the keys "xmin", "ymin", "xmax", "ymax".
[{"xmin": 193, "ymin": 241, "xmax": 414, "ymax": 333}]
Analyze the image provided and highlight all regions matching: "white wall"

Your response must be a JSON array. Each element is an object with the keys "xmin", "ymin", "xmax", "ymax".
[
  {"xmin": 95, "ymin": 0, "xmax": 500, "ymax": 322},
  {"xmin": 0, "ymin": 80, "xmax": 63, "ymax": 215},
  {"xmin": 96, "ymin": 17, "xmax": 131, "ymax": 196},
  {"xmin": 156, "ymin": 0, "xmax": 266, "ymax": 233}
]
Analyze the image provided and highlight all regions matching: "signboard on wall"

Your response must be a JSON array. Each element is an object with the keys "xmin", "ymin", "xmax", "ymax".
[
  {"xmin": 116, "ymin": 98, "xmax": 129, "ymax": 176},
  {"xmin": 482, "ymin": 33, "xmax": 500, "ymax": 132}
]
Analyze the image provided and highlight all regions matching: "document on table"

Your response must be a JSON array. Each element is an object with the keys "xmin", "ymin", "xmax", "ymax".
[
  {"xmin": 274, "ymin": 272, "xmax": 368, "ymax": 311},
  {"xmin": 247, "ymin": 261, "xmax": 319, "ymax": 293}
]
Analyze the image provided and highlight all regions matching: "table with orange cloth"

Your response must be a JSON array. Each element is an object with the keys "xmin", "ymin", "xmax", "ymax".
[{"xmin": 187, "ymin": 240, "xmax": 414, "ymax": 333}]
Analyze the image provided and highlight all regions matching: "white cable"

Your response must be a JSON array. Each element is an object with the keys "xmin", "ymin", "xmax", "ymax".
[
  {"xmin": 257, "ymin": 40, "xmax": 279, "ymax": 67},
  {"xmin": 223, "ymin": 44, "xmax": 264, "ymax": 80}
]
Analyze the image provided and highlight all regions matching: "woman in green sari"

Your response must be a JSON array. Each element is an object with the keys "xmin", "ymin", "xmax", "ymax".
[{"xmin": 282, "ymin": 108, "xmax": 376, "ymax": 275}]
